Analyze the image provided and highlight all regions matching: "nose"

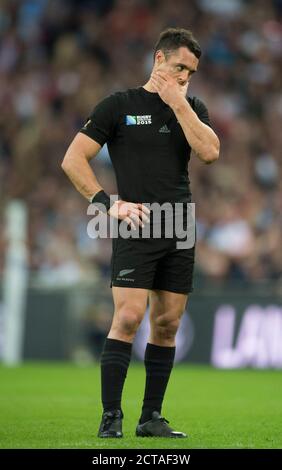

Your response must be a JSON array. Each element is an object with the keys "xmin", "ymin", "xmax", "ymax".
[
  {"xmin": 178, "ymin": 77, "xmax": 188, "ymax": 86},
  {"xmin": 178, "ymin": 71, "xmax": 189, "ymax": 85}
]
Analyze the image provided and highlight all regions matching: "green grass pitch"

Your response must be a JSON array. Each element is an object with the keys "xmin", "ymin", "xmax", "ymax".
[{"xmin": 0, "ymin": 363, "xmax": 281, "ymax": 449}]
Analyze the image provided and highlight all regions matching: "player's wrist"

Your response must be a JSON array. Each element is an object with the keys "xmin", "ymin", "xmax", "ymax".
[
  {"xmin": 89, "ymin": 190, "xmax": 113, "ymax": 214},
  {"xmin": 170, "ymin": 95, "xmax": 187, "ymax": 113}
]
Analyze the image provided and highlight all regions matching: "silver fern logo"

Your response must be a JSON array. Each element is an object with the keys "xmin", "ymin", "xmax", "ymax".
[{"xmin": 118, "ymin": 269, "xmax": 135, "ymax": 277}]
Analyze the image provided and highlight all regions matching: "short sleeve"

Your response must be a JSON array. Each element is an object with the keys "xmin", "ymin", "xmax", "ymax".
[
  {"xmin": 80, "ymin": 94, "xmax": 117, "ymax": 146},
  {"xmin": 191, "ymin": 97, "xmax": 212, "ymax": 128}
]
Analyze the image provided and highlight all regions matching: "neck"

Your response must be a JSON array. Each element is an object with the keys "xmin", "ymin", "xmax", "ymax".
[{"xmin": 143, "ymin": 79, "xmax": 158, "ymax": 93}]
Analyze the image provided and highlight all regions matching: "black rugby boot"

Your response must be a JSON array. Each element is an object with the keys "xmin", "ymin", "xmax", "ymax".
[
  {"xmin": 136, "ymin": 411, "xmax": 187, "ymax": 438},
  {"xmin": 98, "ymin": 409, "xmax": 123, "ymax": 438}
]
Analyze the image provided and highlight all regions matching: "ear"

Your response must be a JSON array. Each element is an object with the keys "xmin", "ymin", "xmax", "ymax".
[{"xmin": 154, "ymin": 50, "xmax": 165, "ymax": 66}]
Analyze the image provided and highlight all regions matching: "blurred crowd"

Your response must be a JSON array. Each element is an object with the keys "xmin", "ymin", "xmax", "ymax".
[{"xmin": 0, "ymin": 0, "xmax": 281, "ymax": 287}]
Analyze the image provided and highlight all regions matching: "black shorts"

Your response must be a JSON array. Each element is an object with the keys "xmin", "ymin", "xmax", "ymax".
[{"xmin": 110, "ymin": 236, "xmax": 195, "ymax": 294}]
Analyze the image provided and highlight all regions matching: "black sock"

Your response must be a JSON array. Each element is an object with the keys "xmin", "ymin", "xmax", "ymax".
[
  {"xmin": 100, "ymin": 338, "xmax": 132, "ymax": 413},
  {"xmin": 140, "ymin": 343, "xmax": 175, "ymax": 424}
]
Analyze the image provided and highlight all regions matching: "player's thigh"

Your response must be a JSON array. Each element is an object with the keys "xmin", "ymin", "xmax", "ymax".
[
  {"xmin": 149, "ymin": 289, "xmax": 188, "ymax": 324},
  {"xmin": 112, "ymin": 286, "xmax": 149, "ymax": 320}
]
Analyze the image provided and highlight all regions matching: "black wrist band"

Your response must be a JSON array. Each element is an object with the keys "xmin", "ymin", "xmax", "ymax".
[{"xmin": 90, "ymin": 190, "xmax": 111, "ymax": 214}]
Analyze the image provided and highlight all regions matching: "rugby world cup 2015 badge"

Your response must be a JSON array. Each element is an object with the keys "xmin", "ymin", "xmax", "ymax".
[{"xmin": 126, "ymin": 115, "xmax": 152, "ymax": 125}]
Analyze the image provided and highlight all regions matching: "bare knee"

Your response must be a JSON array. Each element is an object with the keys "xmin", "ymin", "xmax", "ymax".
[
  {"xmin": 151, "ymin": 313, "xmax": 180, "ymax": 344},
  {"xmin": 119, "ymin": 309, "xmax": 143, "ymax": 335},
  {"xmin": 109, "ymin": 306, "xmax": 144, "ymax": 340}
]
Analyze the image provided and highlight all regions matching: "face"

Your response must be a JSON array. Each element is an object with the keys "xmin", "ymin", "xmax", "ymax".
[{"xmin": 154, "ymin": 46, "xmax": 199, "ymax": 87}]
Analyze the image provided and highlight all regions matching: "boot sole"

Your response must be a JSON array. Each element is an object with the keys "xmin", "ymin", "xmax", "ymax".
[{"xmin": 136, "ymin": 427, "xmax": 186, "ymax": 438}]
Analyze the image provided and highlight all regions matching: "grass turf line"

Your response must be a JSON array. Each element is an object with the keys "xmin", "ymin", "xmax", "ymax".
[{"xmin": 0, "ymin": 363, "xmax": 281, "ymax": 449}]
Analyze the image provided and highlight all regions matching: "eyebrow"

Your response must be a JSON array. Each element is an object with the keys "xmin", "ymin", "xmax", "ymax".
[{"xmin": 175, "ymin": 63, "xmax": 197, "ymax": 74}]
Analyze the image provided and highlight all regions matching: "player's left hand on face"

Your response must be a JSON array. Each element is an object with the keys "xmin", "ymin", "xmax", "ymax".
[{"xmin": 150, "ymin": 71, "xmax": 187, "ymax": 107}]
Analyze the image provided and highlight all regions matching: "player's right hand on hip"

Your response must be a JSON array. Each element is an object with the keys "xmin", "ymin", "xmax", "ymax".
[{"xmin": 108, "ymin": 201, "xmax": 150, "ymax": 230}]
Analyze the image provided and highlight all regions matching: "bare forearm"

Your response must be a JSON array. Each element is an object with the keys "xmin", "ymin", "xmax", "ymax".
[
  {"xmin": 172, "ymin": 98, "xmax": 220, "ymax": 163},
  {"xmin": 61, "ymin": 150, "xmax": 102, "ymax": 201}
]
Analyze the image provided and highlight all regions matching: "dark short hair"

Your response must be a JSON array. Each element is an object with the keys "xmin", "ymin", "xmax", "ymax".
[{"xmin": 153, "ymin": 27, "xmax": 201, "ymax": 61}]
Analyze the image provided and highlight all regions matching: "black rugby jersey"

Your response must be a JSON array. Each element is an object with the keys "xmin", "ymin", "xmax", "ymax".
[{"xmin": 80, "ymin": 87, "xmax": 212, "ymax": 204}]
